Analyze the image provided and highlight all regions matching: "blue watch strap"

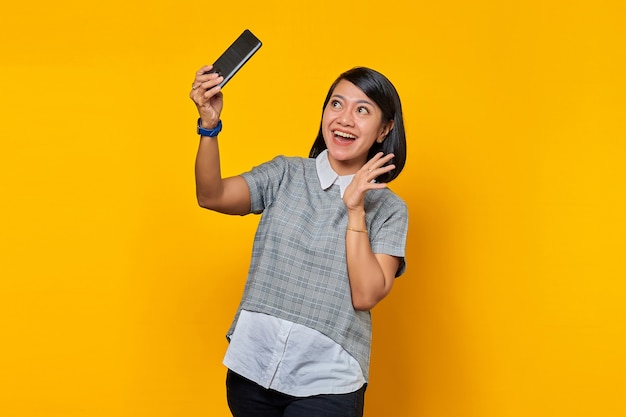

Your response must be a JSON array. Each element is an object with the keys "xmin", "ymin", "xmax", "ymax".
[{"xmin": 197, "ymin": 118, "xmax": 222, "ymax": 137}]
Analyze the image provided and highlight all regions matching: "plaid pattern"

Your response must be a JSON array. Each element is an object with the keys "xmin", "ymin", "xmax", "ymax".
[{"xmin": 227, "ymin": 155, "xmax": 408, "ymax": 379}]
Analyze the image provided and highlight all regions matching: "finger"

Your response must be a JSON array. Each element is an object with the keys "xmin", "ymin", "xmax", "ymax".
[
  {"xmin": 369, "ymin": 152, "xmax": 392, "ymax": 165},
  {"xmin": 191, "ymin": 67, "xmax": 221, "ymax": 89},
  {"xmin": 191, "ymin": 87, "xmax": 221, "ymax": 109},
  {"xmin": 367, "ymin": 161, "xmax": 395, "ymax": 173},
  {"xmin": 202, "ymin": 80, "xmax": 223, "ymax": 99},
  {"xmin": 362, "ymin": 152, "xmax": 394, "ymax": 173},
  {"xmin": 204, "ymin": 88, "xmax": 223, "ymax": 103},
  {"xmin": 196, "ymin": 65, "xmax": 214, "ymax": 75},
  {"xmin": 191, "ymin": 74, "xmax": 224, "ymax": 97},
  {"xmin": 374, "ymin": 152, "xmax": 395, "ymax": 165},
  {"xmin": 191, "ymin": 66, "xmax": 211, "ymax": 89},
  {"xmin": 197, "ymin": 73, "xmax": 223, "ymax": 91},
  {"xmin": 364, "ymin": 165, "xmax": 395, "ymax": 182}
]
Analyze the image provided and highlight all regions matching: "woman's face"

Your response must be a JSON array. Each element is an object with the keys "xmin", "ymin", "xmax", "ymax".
[{"xmin": 322, "ymin": 80, "xmax": 393, "ymax": 175}]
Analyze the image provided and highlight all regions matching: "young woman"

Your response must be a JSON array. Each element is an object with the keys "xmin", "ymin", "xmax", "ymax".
[{"xmin": 190, "ymin": 66, "xmax": 408, "ymax": 417}]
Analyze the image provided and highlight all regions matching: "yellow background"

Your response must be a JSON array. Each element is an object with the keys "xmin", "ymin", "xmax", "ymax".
[{"xmin": 1, "ymin": 1, "xmax": 625, "ymax": 416}]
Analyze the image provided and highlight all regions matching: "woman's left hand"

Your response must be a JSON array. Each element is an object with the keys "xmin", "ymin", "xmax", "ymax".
[{"xmin": 343, "ymin": 152, "xmax": 396, "ymax": 212}]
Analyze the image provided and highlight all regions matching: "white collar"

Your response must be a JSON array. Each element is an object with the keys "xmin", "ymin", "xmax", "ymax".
[{"xmin": 315, "ymin": 150, "xmax": 354, "ymax": 197}]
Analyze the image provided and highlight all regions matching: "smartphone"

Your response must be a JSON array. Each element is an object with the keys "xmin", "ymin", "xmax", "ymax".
[{"xmin": 205, "ymin": 29, "xmax": 262, "ymax": 88}]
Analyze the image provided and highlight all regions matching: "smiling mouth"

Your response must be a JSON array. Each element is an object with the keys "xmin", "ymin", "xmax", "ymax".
[{"xmin": 333, "ymin": 130, "xmax": 357, "ymax": 140}]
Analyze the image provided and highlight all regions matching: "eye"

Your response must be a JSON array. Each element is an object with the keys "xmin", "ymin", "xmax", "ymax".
[
  {"xmin": 357, "ymin": 106, "xmax": 370, "ymax": 115},
  {"xmin": 330, "ymin": 99, "xmax": 342, "ymax": 109}
]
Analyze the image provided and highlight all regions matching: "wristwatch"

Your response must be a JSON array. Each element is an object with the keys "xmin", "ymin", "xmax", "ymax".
[{"xmin": 197, "ymin": 118, "xmax": 222, "ymax": 137}]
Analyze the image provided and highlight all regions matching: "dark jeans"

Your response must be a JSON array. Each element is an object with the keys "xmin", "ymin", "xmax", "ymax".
[{"xmin": 226, "ymin": 370, "xmax": 366, "ymax": 417}]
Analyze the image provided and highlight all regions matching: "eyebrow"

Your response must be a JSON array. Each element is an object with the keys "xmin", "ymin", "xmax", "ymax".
[{"xmin": 331, "ymin": 94, "xmax": 375, "ymax": 107}]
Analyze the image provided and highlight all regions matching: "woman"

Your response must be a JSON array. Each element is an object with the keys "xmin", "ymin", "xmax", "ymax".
[{"xmin": 190, "ymin": 66, "xmax": 408, "ymax": 417}]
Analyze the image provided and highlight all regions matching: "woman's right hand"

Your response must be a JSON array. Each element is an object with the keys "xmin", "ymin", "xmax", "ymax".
[{"xmin": 189, "ymin": 65, "xmax": 225, "ymax": 128}]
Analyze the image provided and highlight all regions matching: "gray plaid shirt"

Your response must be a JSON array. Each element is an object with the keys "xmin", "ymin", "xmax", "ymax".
[{"xmin": 227, "ymin": 153, "xmax": 408, "ymax": 379}]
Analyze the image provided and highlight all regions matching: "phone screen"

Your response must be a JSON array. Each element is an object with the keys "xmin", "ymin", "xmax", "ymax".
[{"xmin": 207, "ymin": 29, "xmax": 262, "ymax": 88}]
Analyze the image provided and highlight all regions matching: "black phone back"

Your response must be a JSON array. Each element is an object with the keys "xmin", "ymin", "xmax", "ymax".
[{"xmin": 209, "ymin": 29, "xmax": 262, "ymax": 88}]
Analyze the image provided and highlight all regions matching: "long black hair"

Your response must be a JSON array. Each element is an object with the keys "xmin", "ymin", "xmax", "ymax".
[{"xmin": 309, "ymin": 67, "xmax": 407, "ymax": 183}]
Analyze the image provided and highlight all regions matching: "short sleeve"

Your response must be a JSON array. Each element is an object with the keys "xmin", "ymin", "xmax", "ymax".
[
  {"xmin": 240, "ymin": 156, "xmax": 289, "ymax": 214},
  {"xmin": 369, "ymin": 198, "xmax": 408, "ymax": 277}
]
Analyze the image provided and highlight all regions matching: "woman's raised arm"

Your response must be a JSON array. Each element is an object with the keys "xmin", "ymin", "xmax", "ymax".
[{"xmin": 190, "ymin": 65, "xmax": 251, "ymax": 215}]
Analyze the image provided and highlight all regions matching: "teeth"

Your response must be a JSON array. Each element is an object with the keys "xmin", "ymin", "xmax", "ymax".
[{"xmin": 334, "ymin": 130, "xmax": 356, "ymax": 139}]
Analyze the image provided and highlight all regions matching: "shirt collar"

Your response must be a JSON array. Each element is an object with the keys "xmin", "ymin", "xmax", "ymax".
[{"xmin": 316, "ymin": 150, "xmax": 354, "ymax": 197}]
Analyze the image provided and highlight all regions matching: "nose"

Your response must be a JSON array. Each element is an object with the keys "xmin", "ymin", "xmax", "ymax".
[{"xmin": 338, "ymin": 109, "xmax": 355, "ymax": 126}]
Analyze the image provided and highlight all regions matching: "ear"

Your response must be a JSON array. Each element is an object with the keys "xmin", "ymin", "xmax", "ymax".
[{"xmin": 377, "ymin": 120, "xmax": 394, "ymax": 143}]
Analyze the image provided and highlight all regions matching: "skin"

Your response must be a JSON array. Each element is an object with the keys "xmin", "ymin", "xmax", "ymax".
[
  {"xmin": 324, "ymin": 80, "xmax": 400, "ymax": 310},
  {"xmin": 190, "ymin": 67, "xmax": 401, "ymax": 310}
]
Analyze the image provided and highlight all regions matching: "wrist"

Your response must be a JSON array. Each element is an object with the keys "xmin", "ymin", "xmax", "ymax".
[
  {"xmin": 346, "ymin": 207, "xmax": 366, "ymax": 219},
  {"xmin": 199, "ymin": 117, "xmax": 219, "ymax": 129},
  {"xmin": 346, "ymin": 209, "xmax": 367, "ymax": 231},
  {"xmin": 197, "ymin": 118, "xmax": 222, "ymax": 137}
]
